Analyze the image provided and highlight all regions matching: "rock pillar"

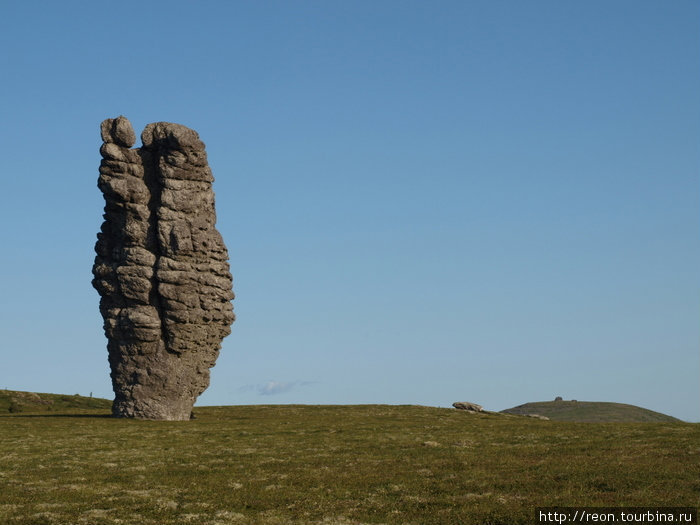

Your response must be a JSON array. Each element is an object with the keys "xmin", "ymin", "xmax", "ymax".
[{"xmin": 92, "ymin": 116, "xmax": 234, "ymax": 420}]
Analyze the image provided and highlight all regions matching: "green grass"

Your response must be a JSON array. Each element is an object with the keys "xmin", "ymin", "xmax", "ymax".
[
  {"xmin": 0, "ymin": 390, "xmax": 111, "ymax": 413},
  {"xmin": 501, "ymin": 400, "xmax": 681, "ymax": 422},
  {"xmin": 1, "ymin": 404, "xmax": 698, "ymax": 524}
]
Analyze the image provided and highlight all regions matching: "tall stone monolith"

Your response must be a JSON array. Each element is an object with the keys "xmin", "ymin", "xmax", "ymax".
[{"xmin": 92, "ymin": 116, "xmax": 234, "ymax": 420}]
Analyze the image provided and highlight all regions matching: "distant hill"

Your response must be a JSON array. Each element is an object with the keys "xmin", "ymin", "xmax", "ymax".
[
  {"xmin": 0, "ymin": 390, "xmax": 111, "ymax": 413},
  {"xmin": 501, "ymin": 399, "xmax": 681, "ymax": 422}
]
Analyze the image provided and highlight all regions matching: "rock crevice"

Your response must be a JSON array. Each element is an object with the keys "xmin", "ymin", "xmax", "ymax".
[{"xmin": 92, "ymin": 116, "xmax": 234, "ymax": 420}]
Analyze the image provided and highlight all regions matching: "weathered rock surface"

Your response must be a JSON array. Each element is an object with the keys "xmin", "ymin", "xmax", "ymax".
[
  {"xmin": 452, "ymin": 401, "xmax": 483, "ymax": 412},
  {"xmin": 92, "ymin": 116, "xmax": 234, "ymax": 420}
]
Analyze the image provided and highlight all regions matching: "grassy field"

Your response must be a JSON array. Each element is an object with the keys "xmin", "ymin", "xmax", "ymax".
[
  {"xmin": 0, "ymin": 390, "xmax": 111, "ymax": 413},
  {"xmin": 1, "ymin": 404, "xmax": 698, "ymax": 525},
  {"xmin": 501, "ymin": 400, "xmax": 681, "ymax": 422}
]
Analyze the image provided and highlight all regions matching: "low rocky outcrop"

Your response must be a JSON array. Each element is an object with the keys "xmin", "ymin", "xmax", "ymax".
[
  {"xmin": 452, "ymin": 401, "xmax": 483, "ymax": 412},
  {"xmin": 92, "ymin": 116, "xmax": 235, "ymax": 420}
]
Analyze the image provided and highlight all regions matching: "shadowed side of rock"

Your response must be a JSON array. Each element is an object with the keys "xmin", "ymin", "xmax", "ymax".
[{"xmin": 92, "ymin": 116, "xmax": 234, "ymax": 420}]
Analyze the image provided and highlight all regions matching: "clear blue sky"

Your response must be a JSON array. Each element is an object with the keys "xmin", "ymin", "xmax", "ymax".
[{"xmin": 1, "ymin": 1, "xmax": 698, "ymax": 421}]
